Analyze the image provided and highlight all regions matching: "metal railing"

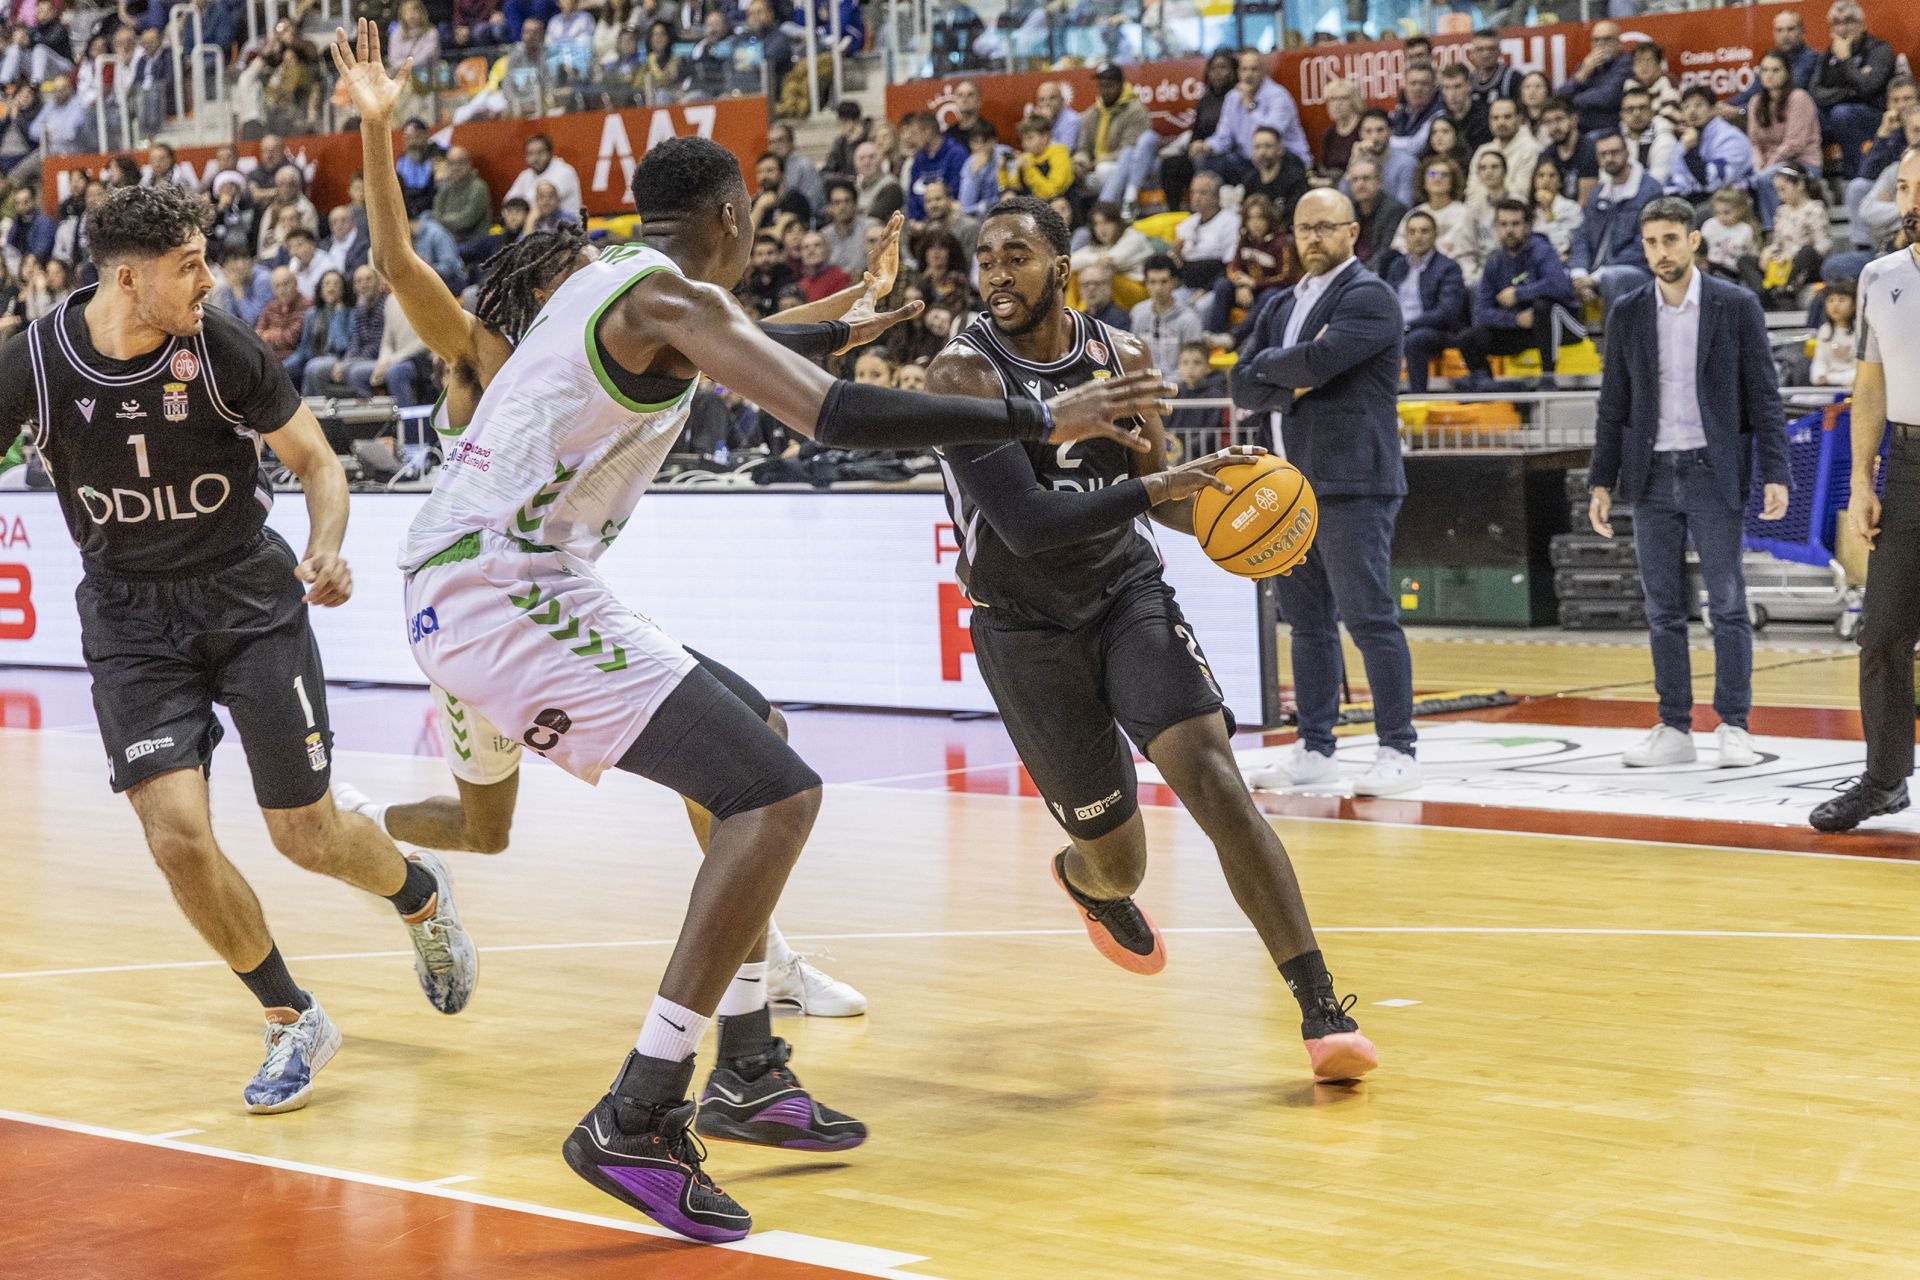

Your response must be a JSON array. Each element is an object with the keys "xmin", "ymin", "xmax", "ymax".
[{"xmin": 91, "ymin": 55, "xmax": 133, "ymax": 154}]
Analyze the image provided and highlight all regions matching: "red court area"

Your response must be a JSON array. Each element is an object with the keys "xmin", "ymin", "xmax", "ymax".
[{"xmin": 0, "ymin": 1119, "xmax": 869, "ymax": 1280}]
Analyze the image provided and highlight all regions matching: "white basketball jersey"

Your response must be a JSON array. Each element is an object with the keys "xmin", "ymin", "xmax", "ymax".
[{"xmin": 400, "ymin": 244, "xmax": 693, "ymax": 571}]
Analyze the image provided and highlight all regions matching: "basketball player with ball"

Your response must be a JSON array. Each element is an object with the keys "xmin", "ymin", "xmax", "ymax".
[{"xmin": 929, "ymin": 196, "xmax": 1377, "ymax": 1084}]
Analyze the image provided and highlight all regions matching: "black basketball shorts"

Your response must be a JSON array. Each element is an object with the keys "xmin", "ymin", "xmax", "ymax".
[
  {"xmin": 77, "ymin": 529, "xmax": 335, "ymax": 810},
  {"xmin": 969, "ymin": 577, "xmax": 1232, "ymax": 842}
]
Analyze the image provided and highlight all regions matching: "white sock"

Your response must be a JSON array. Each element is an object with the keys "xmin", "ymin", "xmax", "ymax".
[
  {"xmin": 633, "ymin": 996, "xmax": 709, "ymax": 1063},
  {"xmin": 764, "ymin": 921, "xmax": 796, "ymax": 967},
  {"xmin": 367, "ymin": 803, "xmax": 393, "ymax": 835},
  {"xmin": 717, "ymin": 962, "xmax": 768, "ymax": 1017}
]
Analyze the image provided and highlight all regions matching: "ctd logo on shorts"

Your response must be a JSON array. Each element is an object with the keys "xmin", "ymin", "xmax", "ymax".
[
  {"xmin": 408, "ymin": 606, "xmax": 440, "ymax": 644},
  {"xmin": 523, "ymin": 707, "xmax": 572, "ymax": 752},
  {"xmin": 125, "ymin": 735, "xmax": 174, "ymax": 762}
]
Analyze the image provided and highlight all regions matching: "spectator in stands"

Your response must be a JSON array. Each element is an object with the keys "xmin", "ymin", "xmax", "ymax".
[
  {"xmin": 1172, "ymin": 170, "xmax": 1239, "ymax": 289},
  {"xmin": 1810, "ymin": 278, "xmax": 1858, "ymax": 389},
  {"xmin": 915, "ymin": 178, "xmax": 978, "ymax": 261},
  {"xmin": 1809, "ymin": 0, "xmax": 1894, "ymax": 180},
  {"xmin": 1467, "ymin": 27, "xmax": 1519, "ymax": 106},
  {"xmin": 1620, "ymin": 86, "xmax": 1677, "ymax": 187},
  {"xmin": 409, "ymin": 208, "xmax": 466, "ymax": 291},
  {"xmin": 1667, "ymin": 89, "xmax": 1753, "ymax": 206},
  {"xmin": 1529, "ymin": 155, "xmax": 1583, "ymax": 262},
  {"xmin": 1748, "ymin": 50, "xmax": 1824, "ymax": 227},
  {"xmin": 1572, "ymin": 129, "xmax": 1660, "ymax": 316},
  {"xmin": 1517, "ymin": 70, "xmax": 1553, "ymax": 138},
  {"xmin": 941, "ymin": 80, "xmax": 986, "ymax": 150},
  {"xmin": 502, "ymin": 0, "xmax": 557, "ymax": 41},
  {"xmin": 282, "ymin": 226, "xmax": 333, "ymax": 299},
  {"xmin": 853, "ymin": 140, "xmax": 903, "ymax": 220},
  {"xmin": 29, "ymin": 74, "xmax": 91, "ymax": 156},
  {"xmin": 324, "ymin": 204, "xmax": 370, "ymax": 277},
  {"xmin": 501, "ymin": 17, "xmax": 557, "ymax": 116},
  {"xmin": 255, "ymin": 265, "xmax": 309, "ymax": 361},
  {"xmin": 1345, "ymin": 156, "xmax": 1405, "ymax": 272},
  {"xmin": 504, "ymin": 132, "xmax": 582, "ymax": 216},
  {"xmin": 1076, "ymin": 260, "xmax": 1131, "ymax": 330},
  {"xmin": 1845, "ymin": 74, "xmax": 1917, "ymax": 245},
  {"xmin": 431, "ymin": 146, "xmax": 494, "ymax": 266},
  {"xmin": 50, "ymin": 176, "xmax": 98, "ymax": 271},
  {"xmin": 1390, "ymin": 209, "xmax": 1469, "ymax": 394},
  {"xmin": 1475, "ymin": 96, "xmax": 1540, "ymax": 201},
  {"xmin": 1853, "ymin": 103, "xmax": 1920, "ymax": 252},
  {"xmin": 20, "ymin": 256, "xmax": 72, "ymax": 321},
  {"xmin": 247, "ymin": 136, "xmax": 293, "ymax": 201},
  {"xmin": 1723, "ymin": 8, "xmax": 1819, "ymax": 123},
  {"xmin": 256, "ymin": 167, "xmax": 318, "ymax": 255},
  {"xmin": 1395, "ymin": 154, "xmax": 1484, "ymax": 284},
  {"xmin": 1074, "ymin": 63, "xmax": 1156, "ymax": 214},
  {"xmin": 769, "ymin": 122, "xmax": 826, "ymax": 219},
  {"xmin": 395, "ymin": 118, "xmax": 440, "ymax": 218},
  {"xmin": 794, "ymin": 231, "xmax": 849, "ymax": 303},
  {"xmin": 825, "ymin": 101, "xmax": 869, "ymax": 177},
  {"xmin": 285, "ymin": 266, "xmax": 349, "ymax": 382},
  {"xmin": 1205, "ymin": 48, "xmax": 1309, "ymax": 183},
  {"xmin": 12, "ymin": 185, "xmax": 53, "ymax": 266},
  {"xmin": 1438, "ymin": 63, "xmax": 1491, "ymax": 152},
  {"xmin": 126, "ymin": 25, "xmax": 172, "ymax": 141},
  {"xmin": 1157, "ymin": 51, "xmax": 1233, "ymax": 210},
  {"xmin": 818, "ymin": 179, "xmax": 873, "ymax": 276},
  {"xmin": 1345, "ymin": 108, "xmax": 1416, "ymax": 207},
  {"xmin": 1624, "ymin": 42, "xmax": 1680, "ymax": 128},
  {"xmin": 1002, "ymin": 115, "xmax": 1073, "ymax": 201},
  {"xmin": 745, "ymin": 0, "xmax": 793, "ymax": 97},
  {"xmin": 1165, "ymin": 341, "xmax": 1226, "ymax": 456},
  {"xmin": 388, "ymin": 0, "xmax": 441, "ymax": 76},
  {"xmin": 1132, "ymin": 253, "xmax": 1205, "ymax": 373},
  {"xmin": 453, "ymin": 0, "xmax": 511, "ymax": 46},
  {"xmin": 145, "ymin": 142, "xmax": 196, "ymax": 192},
  {"xmin": 622, "ymin": 23, "xmax": 669, "ymax": 105},
  {"xmin": 210, "ymin": 243, "xmax": 273, "ymax": 325},
  {"xmin": 684, "ymin": 11, "xmax": 731, "ymax": 100},
  {"xmin": 259, "ymin": 19, "xmax": 324, "ymax": 136},
  {"xmin": 1557, "ymin": 19, "xmax": 1631, "ymax": 136},
  {"xmin": 257, "ymin": 203, "xmax": 310, "ymax": 268},
  {"xmin": 915, "ymin": 232, "xmax": 971, "ymax": 312},
  {"xmin": 1539, "ymin": 98, "xmax": 1598, "ymax": 204},
  {"xmin": 548, "ymin": 0, "xmax": 596, "ymax": 77},
  {"xmin": 1459, "ymin": 198, "xmax": 1582, "ymax": 391},
  {"xmin": 1029, "ymin": 80, "xmax": 1077, "ymax": 152},
  {"xmin": 740, "ymin": 233, "xmax": 795, "ymax": 317},
  {"xmin": 1243, "ymin": 124, "xmax": 1309, "ymax": 225},
  {"xmin": 1315, "ymin": 76, "xmax": 1364, "ymax": 176},
  {"xmin": 1423, "ymin": 117, "xmax": 1473, "ymax": 178},
  {"xmin": 1390, "ymin": 63, "xmax": 1442, "ymax": 160},
  {"xmin": 902, "ymin": 110, "xmax": 966, "ymax": 222},
  {"xmin": 956, "ymin": 120, "xmax": 1003, "ymax": 219},
  {"xmin": 303, "ymin": 264, "xmax": 388, "ymax": 397},
  {"xmin": 1700, "ymin": 186, "xmax": 1764, "ymax": 294},
  {"xmin": 206, "ymin": 172, "xmax": 253, "ymax": 255},
  {"xmin": 1070, "ymin": 201, "xmax": 1150, "ymax": 279},
  {"xmin": 1207, "ymin": 192, "xmax": 1296, "ymax": 330},
  {"xmin": 1758, "ymin": 165, "xmax": 1829, "ymax": 309}
]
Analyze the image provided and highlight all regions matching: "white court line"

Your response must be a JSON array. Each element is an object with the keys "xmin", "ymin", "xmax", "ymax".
[
  {"xmin": 0, "ymin": 1109, "xmax": 938, "ymax": 1280},
  {"xmin": 419, "ymin": 1174, "xmax": 475, "ymax": 1186},
  {"xmin": 148, "ymin": 1127, "xmax": 203, "ymax": 1139},
  {"xmin": 8, "ymin": 924, "xmax": 1920, "ymax": 983}
]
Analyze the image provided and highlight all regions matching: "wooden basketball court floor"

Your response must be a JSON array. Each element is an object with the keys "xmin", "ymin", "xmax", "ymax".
[{"xmin": 4, "ymin": 627, "xmax": 1919, "ymax": 1279}]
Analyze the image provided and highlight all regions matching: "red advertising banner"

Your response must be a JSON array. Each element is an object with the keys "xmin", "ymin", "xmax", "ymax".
[
  {"xmin": 42, "ymin": 95, "xmax": 770, "ymax": 218},
  {"xmin": 886, "ymin": 0, "xmax": 1920, "ymax": 157}
]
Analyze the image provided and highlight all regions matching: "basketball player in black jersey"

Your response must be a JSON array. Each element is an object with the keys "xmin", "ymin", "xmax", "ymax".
[
  {"xmin": 0, "ymin": 185, "xmax": 479, "ymax": 1114},
  {"xmin": 930, "ymin": 196, "xmax": 1378, "ymax": 1082}
]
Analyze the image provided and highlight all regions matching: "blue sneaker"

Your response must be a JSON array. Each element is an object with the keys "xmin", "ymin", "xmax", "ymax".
[
  {"xmin": 243, "ymin": 996, "xmax": 340, "ymax": 1114},
  {"xmin": 401, "ymin": 851, "xmax": 478, "ymax": 1014}
]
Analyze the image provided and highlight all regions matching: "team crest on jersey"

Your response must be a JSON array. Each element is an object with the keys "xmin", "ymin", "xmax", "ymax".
[
  {"xmin": 1086, "ymin": 339, "xmax": 1109, "ymax": 364},
  {"xmin": 305, "ymin": 731, "xmax": 328, "ymax": 771},
  {"xmin": 169, "ymin": 349, "xmax": 200, "ymax": 382},
  {"xmin": 162, "ymin": 383, "xmax": 189, "ymax": 422}
]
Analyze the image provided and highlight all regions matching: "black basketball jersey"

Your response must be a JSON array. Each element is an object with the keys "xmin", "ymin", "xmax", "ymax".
[
  {"xmin": 0, "ymin": 286, "xmax": 303, "ymax": 578},
  {"xmin": 937, "ymin": 310, "xmax": 1162, "ymax": 629}
]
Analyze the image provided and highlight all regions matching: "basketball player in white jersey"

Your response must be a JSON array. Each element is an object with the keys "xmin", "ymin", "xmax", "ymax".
[
  {"xmin": 333, "ymin": 19, "xmax": 1171, "ymax": 1243},
  {"xmin": 329, "ymin": 36, "xmax": 888, "ymax": 1016}
]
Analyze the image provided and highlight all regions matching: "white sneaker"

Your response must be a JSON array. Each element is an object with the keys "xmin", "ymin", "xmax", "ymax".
[
  {"xmin": 1716, "ymin": 724, "xmax": 1761, "ymax": 768},
  {"xmin": 1245, "ymin": 743, "xmax": 1340, "ymax": 789},
  {"xmin": 332, "ymin": 782, "xmax": 380, "ymax": 823},
  {"xmin": 768, "ymin": 951, "xmax": 867, "ymax": 1017},
  {"xmin": 1622, "ymin": 724, "xmax": 1697, "ymax": 767},
  {"xmin": 402, "ymin": 850, "xmax": 478, "ymax": 1015},
  {"xmin": 243, "ymin": 995, "xmax": 341, "ymax": 1114},
  {"xmin": 1353, "ymin": 747, "xmax": 1422, "ymax": 796}
]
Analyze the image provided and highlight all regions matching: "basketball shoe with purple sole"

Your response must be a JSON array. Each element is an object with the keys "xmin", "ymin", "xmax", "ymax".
[
  {"xmin": 562, "ymin": 1052, "xmax": 753, "ymax": 1243},
  {"xmin": 694, "ymin": 1037, "xmax": 868, "ymax": 1151}
]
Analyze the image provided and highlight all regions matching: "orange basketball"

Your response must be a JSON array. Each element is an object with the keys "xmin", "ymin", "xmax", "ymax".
[{"xmin": 1190, "ymin": 456, "xmax": 1318, "ymax": 579}]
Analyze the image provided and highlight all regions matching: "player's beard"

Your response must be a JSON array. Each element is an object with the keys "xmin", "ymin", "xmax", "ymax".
[
  {"xmin": 1904, "ymin": 208, "xmax": 1920, "ymax": 245},
  {"xmin": 994, "ymin": 270, "xmax": 1060, "ymax": 338}
]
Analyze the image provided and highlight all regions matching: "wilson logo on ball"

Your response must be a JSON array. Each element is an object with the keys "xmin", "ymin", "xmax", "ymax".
[{"xmin": 1241, "ymin": 508, "xmax": 1316, "ymax": 569}]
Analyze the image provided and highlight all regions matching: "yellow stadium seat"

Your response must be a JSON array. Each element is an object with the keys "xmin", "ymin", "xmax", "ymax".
[{"xmin": 1132, "ymin": 211, "xmax": 1189, "ymax": 242}]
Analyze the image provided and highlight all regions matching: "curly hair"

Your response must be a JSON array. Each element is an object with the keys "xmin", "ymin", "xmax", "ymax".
[
  {"xmin": 86, "ymin": 184, "xmax": 213, "ymax": 265},
  {"xmin": 984, "ymin": 195, "xmax": 1070, "ymax": 258},
  {"xmin": 629, "ymin": 135, "xmax": 745, "ymax": 219},
  {"xmin": 473, "ymin": 225, "xmax": 589, "ymax": 344}
]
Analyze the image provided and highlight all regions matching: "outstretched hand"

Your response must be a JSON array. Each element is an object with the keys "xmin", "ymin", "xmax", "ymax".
[
  {"xmin": 1146, "ymin": 445, "xmax": 1268, "ymax": 504},
  {"xmin": 1043, "ymin": 370, "xmax": 1173, "ymax": 452},
  {"xmin": 835, "ymin": 296, "xmax": 924, "ymax": 353},
  {"xmin": 330, "ymin": 19, "xmax": 410, "ymax": 122},
  {"xmin": 865, "ymin": 210, "xmax": 908, "ymax": 300}
]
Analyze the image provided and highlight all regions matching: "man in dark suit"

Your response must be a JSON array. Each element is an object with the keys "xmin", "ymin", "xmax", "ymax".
[
  {"xmin": 1229, "ymin": 188, "xmax": 1419, "ymax": 797},
  {"xmin": 1588, "ymin": 196, "xmax": 1791, "ymax": 771},
  {"xmin": 1384, "ymin": 210, "xmax": 1469, "ymax": 393}
]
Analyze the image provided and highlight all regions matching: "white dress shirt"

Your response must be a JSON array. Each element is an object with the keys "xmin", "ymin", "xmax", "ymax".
[
  {"xmin": 1396, "ymin": 251, "xmax": 1430, "ymax": 324},
  {"xmin": 1283, "ymin": 254, "xmax": 1359, "ymax": 349},
  {"xmin": 1175, "ymin": 207, "xmax": 1242, "ymax": 264},
  {"xmin": 1653, "ymin": 266, "xmax": 1707, "ymax": 452}
]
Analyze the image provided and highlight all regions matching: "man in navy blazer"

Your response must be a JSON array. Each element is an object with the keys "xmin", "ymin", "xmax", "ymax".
[
  {"xmin": 1383, "ymin": 209, "xmax": 1469, "ymax": 393},
  {"xmin": 1229, "ymin": 188, "xmax": 1420, "ymax": 797},
  {"xmin": 1588, "ymin": 196, "xmax": 1791, "ymax": 770}
]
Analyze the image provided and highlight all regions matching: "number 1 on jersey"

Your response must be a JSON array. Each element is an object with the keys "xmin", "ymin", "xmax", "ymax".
[{"xmin": 127, "ymin": 434, "xmax": 150, "ymax": 479}]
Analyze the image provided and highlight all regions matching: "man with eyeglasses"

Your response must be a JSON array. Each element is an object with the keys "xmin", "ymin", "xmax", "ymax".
[
  {"xmin": 1572, "ymin": 129, "xmax": 1661, "ymax": 318},
  {"xmin": 1230, "ymin": 188, "xmax": 1420, "ymax": 798},
  {"xmin": 1810, "ymin": 0, "xmax": 1896, "ymax": 180},
  {"xmin": 1557, "ymin": 20, "xmax": 1634, "ymax": 137},
  {"xmin": 1466, "ymin": 28, "xmax": 1520, "ymax": 107},
  {"xmin": 1620, "ymin": 86, "xmax": 1677, "ymax": 187}
]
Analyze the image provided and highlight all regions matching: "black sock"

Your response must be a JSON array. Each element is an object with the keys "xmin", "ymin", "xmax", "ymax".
[
  {"xmin": 1278, "ymin": 949, "xmax": 1333, "ymax": 1012},
  {"xmin": 718, "ymin": 1005, "xmax": 775, "ymax": 1066},
  {"xmin": 386, "ymin": 857, "xmax": 437, "ymax": 917},
  {"xmin": 235, "ymin": 945, "xmax": 311, "ymax": 1012},
  {"xmin": 611, "ymin": 1050, "xmax": 696, "ymax": 1133}
]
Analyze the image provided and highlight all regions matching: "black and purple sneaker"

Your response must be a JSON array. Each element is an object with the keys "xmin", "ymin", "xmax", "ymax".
[
  {"xmin": 694, "ymin": 1037, "xmax": 867, "ymax": 1152},
  {"xmin": 562, "ymin": 1059, "xmax": 751, "ymax": 1244}
]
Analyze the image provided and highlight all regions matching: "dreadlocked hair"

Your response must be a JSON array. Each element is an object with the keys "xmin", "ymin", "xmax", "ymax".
[{"xmin": 473, "ymin": 225, "xmax": 590, "ymax": 344}]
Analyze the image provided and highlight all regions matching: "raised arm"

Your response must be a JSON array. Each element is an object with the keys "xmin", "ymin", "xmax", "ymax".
[
  {"xmin": 331, "ymin": 20, "xmax": 480, "ymax": 366},
  {"xmin": 775, "ymin": 209, "xmax": 911, "ymax": 326}
]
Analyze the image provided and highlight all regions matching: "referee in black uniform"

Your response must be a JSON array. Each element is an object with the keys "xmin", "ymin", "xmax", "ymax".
[
  {"xmin": 0, "ymin": 185, "xmax": 478, "ymax": 1113},
  {"xmin": 1812, "ymin": 145, "xmax": 1920, "ymax": 834}
]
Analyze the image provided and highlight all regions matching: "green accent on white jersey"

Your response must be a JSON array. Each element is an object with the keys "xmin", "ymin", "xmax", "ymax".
[{"xmin": 401, "ymin": 243, "xmax": 693, "ymax": 572}]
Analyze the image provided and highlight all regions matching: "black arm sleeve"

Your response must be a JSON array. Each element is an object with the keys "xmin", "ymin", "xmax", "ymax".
[
  {"xmin": 761, "ymin": 320, "xmax": 850, "ymax": 360},
  {"xmin": 942, "ymin": 441, "xmax": 1152, "ymax": 557},
  {"xmin": 813, "ymin": 379, "xmax": 1050, "ymax": 449}
]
